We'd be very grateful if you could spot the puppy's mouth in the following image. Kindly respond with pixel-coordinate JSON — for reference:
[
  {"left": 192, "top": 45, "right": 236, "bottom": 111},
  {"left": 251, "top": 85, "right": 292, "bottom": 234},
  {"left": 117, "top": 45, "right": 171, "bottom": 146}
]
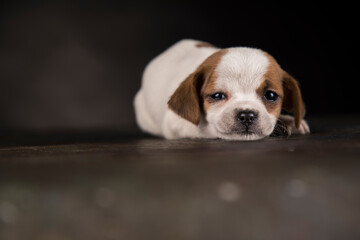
[
  {"left": 216, "top": 125, "right": 265, "bottom": 140},
  {"left": 232, "top": 128, "right": 255, "bottom": 136},
  {"left": 231, "top": 124, "right": 260, "bottom": 135}
]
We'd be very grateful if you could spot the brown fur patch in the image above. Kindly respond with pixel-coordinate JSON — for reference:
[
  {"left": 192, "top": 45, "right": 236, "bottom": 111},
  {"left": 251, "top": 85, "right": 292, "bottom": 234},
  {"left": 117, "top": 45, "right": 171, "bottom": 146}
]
[
  {"left": 195, "top": 41, "right": 216, "bottom": 48},
  {"left": 256, "top": 53, "right": 284, "bottom": 118},
  {"left": 168, "top": 49, "right": 227, "bottom": 125},
  {"left": 261, "top": 51, "right": 305, "bottom": 129},
  {"left": 282, "top": 71, "right": 305, "bottom": 128},
  {"left": 201, "top": 70, "right": 228, "bottom": 113},
  {"left": 200, "top": 50, "right": 228, "bottom": 113}
]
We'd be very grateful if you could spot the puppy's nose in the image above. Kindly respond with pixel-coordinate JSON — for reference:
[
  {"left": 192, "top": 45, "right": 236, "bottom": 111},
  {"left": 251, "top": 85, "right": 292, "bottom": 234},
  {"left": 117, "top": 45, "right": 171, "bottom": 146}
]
[{"left": 236, "top": 110, "right": 257, "bottom": 126}]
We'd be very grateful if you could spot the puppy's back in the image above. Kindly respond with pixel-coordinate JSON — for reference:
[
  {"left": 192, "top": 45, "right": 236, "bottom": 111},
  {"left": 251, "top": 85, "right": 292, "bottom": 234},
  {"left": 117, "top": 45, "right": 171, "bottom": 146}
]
[{"left": 134, "top": 39, "right": 218, "bottom": 136}]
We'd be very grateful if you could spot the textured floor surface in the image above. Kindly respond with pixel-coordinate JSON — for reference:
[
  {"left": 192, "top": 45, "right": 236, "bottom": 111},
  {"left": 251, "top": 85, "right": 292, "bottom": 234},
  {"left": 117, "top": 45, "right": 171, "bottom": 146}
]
[{"left": 0, "top": 116, "right": 360, "bottom": 240}]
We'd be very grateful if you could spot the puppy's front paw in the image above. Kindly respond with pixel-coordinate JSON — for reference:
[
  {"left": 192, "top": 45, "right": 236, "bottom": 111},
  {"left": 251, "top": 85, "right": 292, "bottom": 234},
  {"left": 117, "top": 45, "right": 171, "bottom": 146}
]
[
  {"left": 273, "top": 115, "right": 310, "bottom": 136},
  {"left": 278, "top": 115, "right": 310, "bottom": 136}
]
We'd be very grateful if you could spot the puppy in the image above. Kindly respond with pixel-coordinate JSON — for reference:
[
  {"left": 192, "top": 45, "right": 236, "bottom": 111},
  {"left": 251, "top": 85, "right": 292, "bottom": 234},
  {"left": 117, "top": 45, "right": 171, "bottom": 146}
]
[{"left": 134, "top": 39, "right": 310, "bottom": 140}]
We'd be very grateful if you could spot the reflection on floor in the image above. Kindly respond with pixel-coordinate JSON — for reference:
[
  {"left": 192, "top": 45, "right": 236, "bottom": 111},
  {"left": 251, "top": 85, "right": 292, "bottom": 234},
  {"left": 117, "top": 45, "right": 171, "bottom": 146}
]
[{"left": 0, "top": 116, "right": 360, "bottom": 240}]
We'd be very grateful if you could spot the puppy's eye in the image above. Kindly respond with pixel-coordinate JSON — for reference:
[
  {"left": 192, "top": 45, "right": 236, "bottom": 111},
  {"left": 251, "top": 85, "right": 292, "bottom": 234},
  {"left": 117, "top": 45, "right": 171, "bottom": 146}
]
[
  {"left": 210, "top": 92, "right": 227, "bottom": 100},
  {"left": 264, "top": 90, "right": 278, "bottom": 101}
]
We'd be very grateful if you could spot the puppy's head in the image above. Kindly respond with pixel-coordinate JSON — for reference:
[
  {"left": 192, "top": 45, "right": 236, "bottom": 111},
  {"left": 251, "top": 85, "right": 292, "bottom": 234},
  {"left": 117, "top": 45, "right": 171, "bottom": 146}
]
[{"left": 168, "top": 47, "right": 305, "bottom": 140}]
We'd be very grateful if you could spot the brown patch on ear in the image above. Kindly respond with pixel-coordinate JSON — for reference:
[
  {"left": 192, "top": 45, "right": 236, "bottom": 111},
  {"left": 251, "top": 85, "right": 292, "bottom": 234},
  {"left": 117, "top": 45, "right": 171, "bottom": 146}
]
[
  {"left": 168, "top": 50, "right": 227, "bottom": 125},
  {"left": 167, "top": 72, "right": 203, "bottom": 125},
  {"left": 282, "top": 71, "right": 306, "bottom": 129},
  {"left": 195, "top": 41, "right": 216, "bottom": 48}
]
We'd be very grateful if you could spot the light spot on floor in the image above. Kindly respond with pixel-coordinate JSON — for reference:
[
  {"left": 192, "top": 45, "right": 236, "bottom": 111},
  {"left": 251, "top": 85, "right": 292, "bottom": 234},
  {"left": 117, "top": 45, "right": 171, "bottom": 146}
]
[
  {"left": 94, "top": 187, "right": 116, "bottom": 208},
  {"left": 287, "top": 179, "right": 307, "bottom": 198},
  {"left": 0, "top": 201, "right": 18, "bottom": 224},
  {"left": 217, "top": 182, "right": 242, "bottom": 202}
]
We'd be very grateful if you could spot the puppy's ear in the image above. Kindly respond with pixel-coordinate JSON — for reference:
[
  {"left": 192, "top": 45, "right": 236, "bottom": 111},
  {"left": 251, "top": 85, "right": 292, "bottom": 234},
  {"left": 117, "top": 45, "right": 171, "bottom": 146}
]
[
  {"left": 282, "top": 71, "right": 306, "bottom": 129},
  {"left": 168, "top": 49, "right": 226, "bottom": 125},
  {"left": 168, "top": 71, "right": 204, "bottom": 125}
]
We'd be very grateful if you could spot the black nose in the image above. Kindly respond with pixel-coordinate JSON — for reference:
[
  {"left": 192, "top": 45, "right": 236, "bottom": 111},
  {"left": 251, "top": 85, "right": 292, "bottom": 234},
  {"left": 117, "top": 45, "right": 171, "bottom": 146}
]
[{"left": 236, "top": 110, "right": 257, "bottom": 126}]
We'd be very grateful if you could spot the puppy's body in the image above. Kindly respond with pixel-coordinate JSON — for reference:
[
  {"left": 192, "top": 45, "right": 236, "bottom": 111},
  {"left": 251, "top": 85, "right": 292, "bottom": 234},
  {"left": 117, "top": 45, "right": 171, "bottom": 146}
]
[
  {"left": 135, "top": 40, "right": 218, "bottom": 138},
  {"left": 134, "top": 39, "right": 309, "bottom": 140}
]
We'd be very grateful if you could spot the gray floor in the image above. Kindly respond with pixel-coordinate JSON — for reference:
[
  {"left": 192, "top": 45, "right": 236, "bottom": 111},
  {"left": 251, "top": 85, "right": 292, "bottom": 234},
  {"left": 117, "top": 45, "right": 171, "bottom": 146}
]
[{"left": 0, "top": 116, "right": 360, "bottom": 240}]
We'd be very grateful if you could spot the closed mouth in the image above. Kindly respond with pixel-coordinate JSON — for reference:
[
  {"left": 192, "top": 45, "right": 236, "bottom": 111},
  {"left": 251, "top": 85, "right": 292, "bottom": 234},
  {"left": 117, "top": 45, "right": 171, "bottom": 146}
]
[
  {"left": 231, "top": 126, "right": 256, "bottom": 135},
  {"left": 215, "top": 124, "right": 265, "bottom": 140},
  {"left": 217, "top": 126, "right": 258, "bottom": 136},
  {"left": 221, "top": 130, "right": 265, "bottom": 141},
  {"left": 235, "top": 130, "right": 255, "bottom": 135}
]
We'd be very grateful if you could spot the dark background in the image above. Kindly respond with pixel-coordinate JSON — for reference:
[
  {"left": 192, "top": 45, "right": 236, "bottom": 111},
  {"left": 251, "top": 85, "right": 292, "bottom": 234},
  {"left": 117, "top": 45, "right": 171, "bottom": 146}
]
[
  {"left": 0, "top": 1, "right": 357, "bottom": 132},
  {"left": 1, "top": 3, "right": 360, "bottom": 239}
]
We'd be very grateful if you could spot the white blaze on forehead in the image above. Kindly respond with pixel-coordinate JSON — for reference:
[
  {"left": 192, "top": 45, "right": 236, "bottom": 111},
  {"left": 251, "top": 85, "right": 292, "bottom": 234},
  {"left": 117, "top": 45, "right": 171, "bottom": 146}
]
[{"left": 215, "top": 47, "right": 269, "bottom": 94}]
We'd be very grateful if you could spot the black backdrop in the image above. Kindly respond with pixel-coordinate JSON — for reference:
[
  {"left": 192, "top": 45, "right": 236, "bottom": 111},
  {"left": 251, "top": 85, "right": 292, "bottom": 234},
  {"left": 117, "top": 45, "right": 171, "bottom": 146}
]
[{"left": 0, "top": 1, "right": 357, "bottom": 131}]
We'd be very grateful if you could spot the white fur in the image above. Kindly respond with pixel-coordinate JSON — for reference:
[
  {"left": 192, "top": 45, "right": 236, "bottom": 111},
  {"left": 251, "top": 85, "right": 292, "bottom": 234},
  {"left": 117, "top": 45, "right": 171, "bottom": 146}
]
[
  {"left": 134, "top": 39, "right": 218, "bottom": 138},
  {"left": 134, "top": 39, "right": 309, "bottom": 140},
  {"left": 216, "top": 48, "right": 269, "bottom": 93}
]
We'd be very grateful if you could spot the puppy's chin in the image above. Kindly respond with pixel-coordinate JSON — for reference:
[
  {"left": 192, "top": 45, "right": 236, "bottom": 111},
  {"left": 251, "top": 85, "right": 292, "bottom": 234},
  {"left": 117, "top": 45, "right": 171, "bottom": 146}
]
[
  {"left": 217, "top": 131, "right": 266, "bottom": 141},
  {"left": 213, "top": 124, "right": 275, "bottom": 141}
]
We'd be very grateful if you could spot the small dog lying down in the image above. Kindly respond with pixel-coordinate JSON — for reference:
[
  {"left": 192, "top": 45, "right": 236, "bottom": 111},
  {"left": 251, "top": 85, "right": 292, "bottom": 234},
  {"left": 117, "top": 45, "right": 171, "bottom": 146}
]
[{"left": 134, "top": 39, "right": 310, "bottom": 140}]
